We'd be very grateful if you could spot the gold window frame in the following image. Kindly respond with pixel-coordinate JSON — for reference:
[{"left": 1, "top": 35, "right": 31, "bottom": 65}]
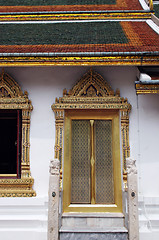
[
  {"left": 0, "top": 69, "right": 36, "bottom": 197},
  {"left": 52, "top": 68, "right": 131, "bottom": 212}
]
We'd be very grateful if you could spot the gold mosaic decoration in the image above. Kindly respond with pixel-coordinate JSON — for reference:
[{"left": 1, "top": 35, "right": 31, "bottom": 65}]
[
  {"left": 0, "top": 69, "right": 36, "bottom": 197},
  {"left": 52, "top": 68, "right": 131, "bottom": 192}
]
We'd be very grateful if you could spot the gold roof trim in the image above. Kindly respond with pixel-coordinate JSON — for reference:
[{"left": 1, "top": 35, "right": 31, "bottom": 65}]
[
  {"left": 136, "top": 82, "right": 159, "bottom": 94},
  {"left": 0, "top": 12, "right": 151, "bottom": 21},
  {"left": 0, "top": 55, "right": 158, "bottom": 66}
]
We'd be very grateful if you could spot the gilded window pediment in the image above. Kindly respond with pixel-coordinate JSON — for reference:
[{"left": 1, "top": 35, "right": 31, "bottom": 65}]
[
  {"left": 0, "top": 69, "right": 23, "bottom": 98},
  {"left": 65, "top": 69, "right": 114, "bottom": 97},
  {"left": 0, "top": 69, "right": 32, "bottom": 110}
]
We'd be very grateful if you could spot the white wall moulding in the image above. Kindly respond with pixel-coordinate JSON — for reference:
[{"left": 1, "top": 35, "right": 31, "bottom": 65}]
[{"left": 0, "top": 197, "right": 47, "bottom": 240}]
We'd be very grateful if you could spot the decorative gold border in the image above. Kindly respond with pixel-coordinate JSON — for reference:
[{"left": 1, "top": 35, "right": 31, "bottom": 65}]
[
  {"left": 0, "top": 12, "right": 151, "bottom": 21},
  {"left": 136, "top": 83, "right": 159, "bottom": 94},
  {"left": 52, "top": 69, "right": 131, "bottom": 211},
  {"left": 54, "top": 109, "right": 64, "bottom": 189},
  {"left": 0, "top": 69, "right": 36, "bottom": 197},
  {"left": 0, "top": 55, "right": 158, "bottom": 66}
]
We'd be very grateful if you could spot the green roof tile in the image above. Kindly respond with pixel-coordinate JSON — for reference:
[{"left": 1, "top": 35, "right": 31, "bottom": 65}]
[
  {"left": 154, "top": 4, "right": 159, "bottom": 18},
  {"left": 0, "top": 0, "right": 116, "bottom": 6},
  {"left": 0, "top": 22, "right": 128, "bottom": 45},
  {"left": 0, "top": 22, "right": 158, "bottom": 55}
]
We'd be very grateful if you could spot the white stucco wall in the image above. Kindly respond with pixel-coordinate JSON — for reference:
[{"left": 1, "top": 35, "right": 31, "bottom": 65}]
[
  {"left": 137, "top": 94, "right": 159, "bottom": 197},
  {"left": 0, "top": 66, "right": 158, "bottom": 240}
]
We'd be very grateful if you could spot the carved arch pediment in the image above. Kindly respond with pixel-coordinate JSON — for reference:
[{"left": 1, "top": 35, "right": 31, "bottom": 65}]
[
  {"left": 0, "top": 69, "right": 32, "bottom": 110},
  {"left": 66, "top": 69, "right": 114, "bottom": 97},
  {"left": 53, "top": 68, "right": 131, "bottom": 111},
  {"left": 0, "top": 69, "right": 23, "bottom": 98}
]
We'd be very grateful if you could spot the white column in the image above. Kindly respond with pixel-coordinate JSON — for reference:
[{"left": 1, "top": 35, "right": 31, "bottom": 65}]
[
  {"left": 48, "top": 159, "right": 60, "bottom": 240},
  {"left": 126, "top": 157, "right": 139, "bottom": 240}
]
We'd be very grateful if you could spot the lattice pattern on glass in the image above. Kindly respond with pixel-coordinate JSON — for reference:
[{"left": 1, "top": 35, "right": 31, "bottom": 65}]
[
  {"left": 95, "top": 120, "right": 114, "bottom": 204},
  {"left": 71, "top": 120, "right": 90, "bottom": 203}
]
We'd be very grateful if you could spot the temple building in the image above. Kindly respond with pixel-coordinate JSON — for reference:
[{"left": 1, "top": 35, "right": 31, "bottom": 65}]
[{"left": 0, "top": 0, "right": 159, "bottom": 240}]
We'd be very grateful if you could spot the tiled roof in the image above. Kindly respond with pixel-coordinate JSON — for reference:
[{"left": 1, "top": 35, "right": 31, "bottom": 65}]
[
  {"left": 0, "top": 21, "right": 158, "bottom": 55},
  {"left": 0, "top": 0, "right": 144, "bottom": 12},
  {"left": 0, "top": 0, "right": 116, "bottom": 5}
]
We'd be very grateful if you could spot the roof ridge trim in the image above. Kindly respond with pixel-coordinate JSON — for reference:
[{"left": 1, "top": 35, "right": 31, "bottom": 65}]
[
  {"left": 0, "top": 51, "right": 159, "bottom": 57},
  {"left": 139, "top": 0, "right": 149, "bottom": 10},
  {"left": 147, "top": 19, "right": 159, "bottom": 33},
  {"left": 0, "top": 19, "right": 147, "bottom": 24}
]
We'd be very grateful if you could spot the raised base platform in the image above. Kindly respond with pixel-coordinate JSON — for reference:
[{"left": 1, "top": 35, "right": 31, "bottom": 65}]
[{"left": 60, "top": 213, "right": 128, "bottom": 240}]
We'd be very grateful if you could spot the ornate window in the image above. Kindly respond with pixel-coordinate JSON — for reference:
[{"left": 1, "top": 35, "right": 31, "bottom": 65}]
[
  {"left": 0, "top": 109, "right": 22, "bottom": 178},
  {"left": 0, "top": 69, "right": 36, "bottom": 197},
  {"left": 52, "top": 69, "right": 131, "bottom": 212}
]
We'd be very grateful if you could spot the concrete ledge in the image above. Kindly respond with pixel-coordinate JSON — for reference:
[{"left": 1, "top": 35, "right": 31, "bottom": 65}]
[
  {"left": 62, "top": 212, "right": 124, "bottom": 218},
  {"left": 60, "top": 227, "right": 128, "bottom": 233}
]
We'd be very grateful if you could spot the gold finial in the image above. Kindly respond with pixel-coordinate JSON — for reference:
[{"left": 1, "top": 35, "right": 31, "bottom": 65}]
[
  {"left": 115, "top": 88, "right": 120, "bottom": 97},
  {"left": 149, "top": 0, "right": 153, "bottom": 11},
  {"left": 90, "top": 67, "right": 93, "bottom": 75},
  {"left": 90, "top": 67, "right": 93, "bottom": 81},
  {"left": 63, "top": 88, "right": 67, "bottom": 96}
]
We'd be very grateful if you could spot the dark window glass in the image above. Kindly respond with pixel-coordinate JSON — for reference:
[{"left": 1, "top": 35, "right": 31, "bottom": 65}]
[{"left": 0, "top": 110, "right": 22, "bottom": 178}]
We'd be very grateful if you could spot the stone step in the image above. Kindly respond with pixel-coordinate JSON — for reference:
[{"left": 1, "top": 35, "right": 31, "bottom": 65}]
[
  {"left": 61, "top": 213, "right": 126, "bottom": 229},
  {"left": 60, "top": 230, "right": 128, "bottom": 240},
  {"left": 60, "top": 213, "right": 128, "bottom": 239}
]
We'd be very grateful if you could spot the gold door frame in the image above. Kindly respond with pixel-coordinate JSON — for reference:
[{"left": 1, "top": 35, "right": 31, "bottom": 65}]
[
  {"left": 0, "top": 69, "right": 35, "bottom": 197},
  {"left": 63, "top": 109, "right": 122, "bottom": 212},
  {"left": 52, "top": 68, "right": 131, "bottom": 211}
]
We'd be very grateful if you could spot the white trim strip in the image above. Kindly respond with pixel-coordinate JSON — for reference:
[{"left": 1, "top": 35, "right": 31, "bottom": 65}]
[
  {"left": 0, "top": 19, "right": 146, "bottom": 24},
  {"left": 147, "top": 19, "right": 159, "bottom": 34},
  {"left": 138, "top": 0, "right": 149, "bottom": 10}
]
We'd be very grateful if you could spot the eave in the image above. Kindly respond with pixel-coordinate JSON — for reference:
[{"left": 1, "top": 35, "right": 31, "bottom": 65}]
[
  {"left": 0, "top": 55, "right": 158, "bottom": 66},
  {"left": 135, "top": 80, "right": 159, "bottom": 94}
]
